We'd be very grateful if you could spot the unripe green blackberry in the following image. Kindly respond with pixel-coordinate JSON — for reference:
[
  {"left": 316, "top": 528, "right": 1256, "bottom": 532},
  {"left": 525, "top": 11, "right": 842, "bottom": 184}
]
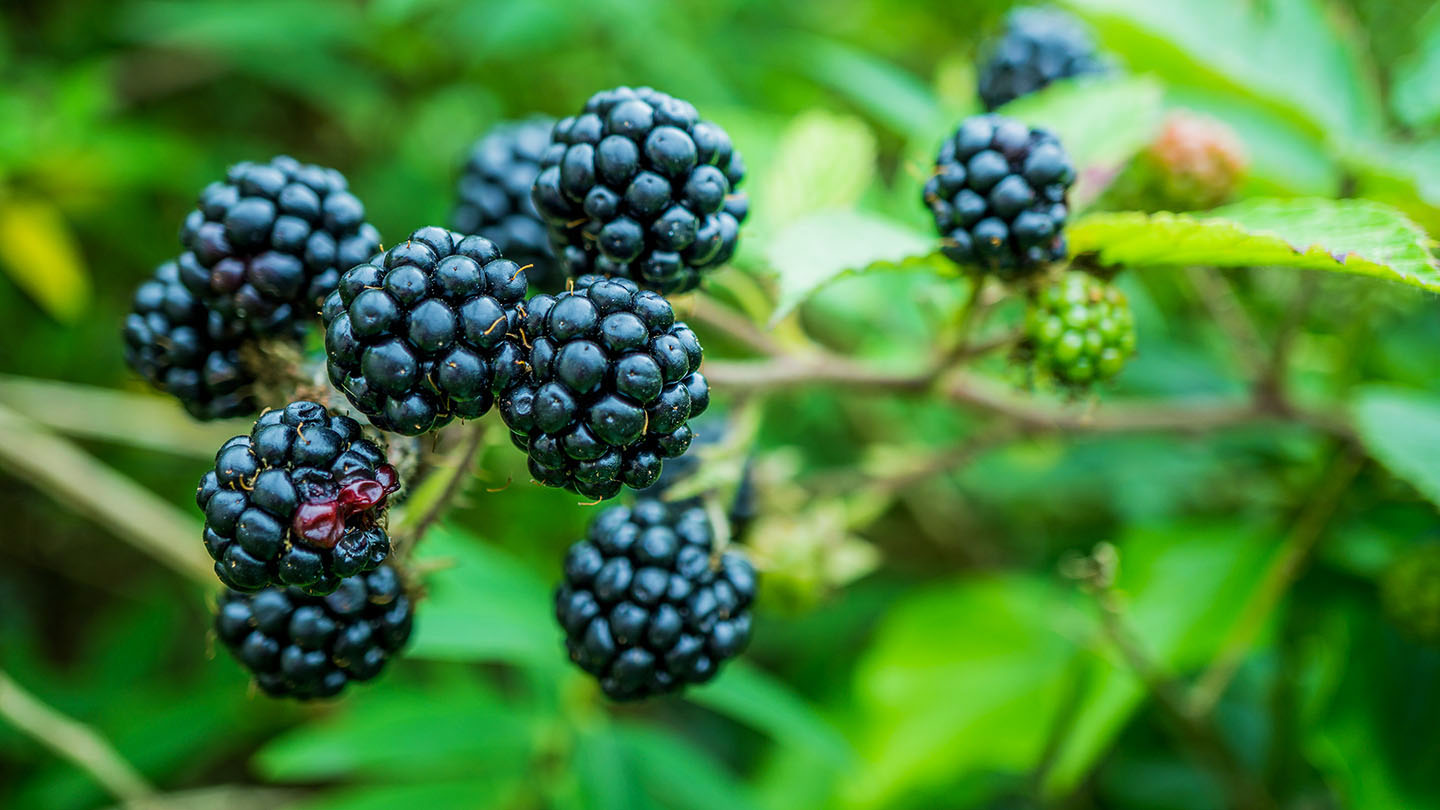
[
  {"left": 1023, "top": 272, "right": 1135, "bottom": 388},
  {"left": 1382, "top": 544, "right": 1440, "bottom": 644}
]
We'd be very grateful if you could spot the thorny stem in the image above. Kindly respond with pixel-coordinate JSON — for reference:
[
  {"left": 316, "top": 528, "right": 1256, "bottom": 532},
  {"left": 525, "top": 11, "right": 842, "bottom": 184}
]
[
  {"left": 1090, "top": 593, "right": 1276, "bottom": 810},
  {"left": 400, "top": 420, "right": 488, "bottom": 559},
  {"left": 1188, "top": 446, "right": 1365, "bottom": 715},
  {"left": 0, "top": 669, "right": 155, "bottom": 802}
]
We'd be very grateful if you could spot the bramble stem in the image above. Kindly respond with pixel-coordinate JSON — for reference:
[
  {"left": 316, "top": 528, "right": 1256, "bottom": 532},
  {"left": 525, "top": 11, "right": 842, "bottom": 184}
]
[
  {"left": 1188, "top": 446, "right": 1364, "bottom": 715},
  {"left": 0, "top": 670, "right": 155, "bottom": 802}
]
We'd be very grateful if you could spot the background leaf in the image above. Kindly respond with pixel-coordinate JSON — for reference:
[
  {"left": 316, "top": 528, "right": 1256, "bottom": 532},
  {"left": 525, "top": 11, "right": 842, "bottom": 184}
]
[
  {"left": 766, "top": 212, "right": 950, "bottom": 322},
  {"left": 0, "top": 198, "right": 90, "bottom": 323},
  {"left": 1354, "top": 387, "right": 1440, "bottom": 509}
]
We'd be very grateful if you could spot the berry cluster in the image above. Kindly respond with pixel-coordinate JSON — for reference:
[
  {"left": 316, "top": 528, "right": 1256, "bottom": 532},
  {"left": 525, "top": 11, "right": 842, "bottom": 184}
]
[
  {"left": 452, "top": 119, "right": 563, "bottom": 292},
  {"left": 1022, "top": 272, "right": 1136, "bottom": 388},
  {"left": 532, "top": 86, "right": 747, "bottom": 294},
  {"left": 977, "top": 7, "right": 1107, "bottom": 111},
  {"left": 322, "top": 226, "right": 529, "bottom": 436},
  {"left": 924, "top": 114, "right": 1074, "bottom": 277},
  {"left": 123, "top": 259, "right": 256, "bottom": 419},
  {"left": 500, "top": 275, "right": 709, "bottom": 500},
  {"left": 197, "top": 401, "right": 399, "bottom": 595},
  {"left": 556, "top": 498, "right": 755, "bottom": 700},
  {"left": 179, "top": 155, "right": 381, "bottom": 337},
  {"left": 215, "top": 564, "right": 414, "bottom": 699}
]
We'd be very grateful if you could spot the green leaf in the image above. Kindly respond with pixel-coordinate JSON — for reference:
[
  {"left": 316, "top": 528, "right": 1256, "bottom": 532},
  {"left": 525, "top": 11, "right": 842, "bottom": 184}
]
[
  {"left": 686, "top": 660, "right": 852, "bottom": 768},
  {"left": 613, "top": 723, "right": 763, "bottom": 810},
  {"left": 1002, "top": 75, "right": 1165, "bottom": 206},
  {"left": 1354, "top": 387, "right": 1440, "bottom": 509},
  {"left": 406, "top": 525, "right": 560, "bottom": 668},
  {"left": 1070, "top": 199, "right": 1440, "bottom": 291},
  {"left": 1041, "top": 523, "right": 1277, "bottom": 795},
  {"left": 253, "top": 685, "right": 533, "bottom": 783},
  {"left": 845, "top": 575, "right": 1084, "bottom": 807},
  {"left": 1388, "top": 6, "right": 1440, "bottom": 129},
  {"left": 0, "top": 198, "right": 90, "bottom": 323},
  {"left": 766, "top": 211, "right": 951, "bottom": 323},
  {"left": 1066, "top": 0, "right": 1383, "bottom": 141},
  {"left": 788, "top": 36, "right": 941, "bottom": 136},
  {"left": 755, "top": 110, "right": 876, "bottom": 233}
]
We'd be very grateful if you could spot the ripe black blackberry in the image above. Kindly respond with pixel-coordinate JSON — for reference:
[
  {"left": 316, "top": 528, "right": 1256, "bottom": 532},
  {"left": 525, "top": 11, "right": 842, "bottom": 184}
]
[
  {"left": 214, "top": 564, "right": 414, "bottom": 699},
  {"left": 555, "top": 498, "right": 756, "bottom": 700},
  {"left": 123, "top": 258, "right": 257, "bottom": 419},
  {"left": 178, "top": 156, "right": 381, "bottom": 336},
  {"left": 499, "top": 275, "right": 709, "bottom": 500},
  {"left": 196, "top": 401, "right": 400, "bottom": 595},
  {"left": 322, "top": 226, "right": 529, "bottom": 436},
  {"left": 452, "top": 118, "right": 564, "bottom": 293},
  {"left": 924, "top": 114, "right": 1074, "bottom": 277},
  {"left": 977, "top": 7, "right": 1107, "bottom": 110},
  {"left": 531, "top": 86, "right": 748, "bottom": 294}
]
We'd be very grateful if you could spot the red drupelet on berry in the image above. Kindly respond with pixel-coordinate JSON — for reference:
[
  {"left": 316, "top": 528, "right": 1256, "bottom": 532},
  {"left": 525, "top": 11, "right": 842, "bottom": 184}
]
[{"left": 196, "top": 401, "right": 400, "bottom": 595}]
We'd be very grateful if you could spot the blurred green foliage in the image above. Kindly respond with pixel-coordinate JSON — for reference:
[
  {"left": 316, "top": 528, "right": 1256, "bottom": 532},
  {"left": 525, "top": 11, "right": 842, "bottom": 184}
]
[{"left": 5, "top": 0, "right": 1440, "bottom": 809}]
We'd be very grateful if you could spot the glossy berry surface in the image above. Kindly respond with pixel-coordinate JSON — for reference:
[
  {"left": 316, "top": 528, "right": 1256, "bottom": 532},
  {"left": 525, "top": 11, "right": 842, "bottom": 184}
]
[
  {"left": 178, "top": 155, "right": 381, "bottom": 336},
  {"left": 452, "top": 118, "right": 563, "bottom": 292},
  {"left": 924, "top": 114, "right": 1074, "bottom": 277},
  {"left": 214, "top": 564, "right": 413, "bottom": 700},
  {"left": 531, "top": 86, "right": 747, "bottom": 294},
  {"left": 977, "top": 7, "right": 1107, "bottom": 110},
  {"left": 1023, "top": 272, "right": 1136, "bottom": 388},
  {"left": 556, "top": 498, "right": 756, "bottom": 700},
  {"left": 123, "top": 258, "right": 256, "bottom": 419},
  {"left": 196, "top": 401, "right": 400, "bottom": 594},
  {"left": 499, "top": 275, "right": 709, "bottom": 500},
  {"left": 322, "top": 226, "right": 529, "bottom": 436}
]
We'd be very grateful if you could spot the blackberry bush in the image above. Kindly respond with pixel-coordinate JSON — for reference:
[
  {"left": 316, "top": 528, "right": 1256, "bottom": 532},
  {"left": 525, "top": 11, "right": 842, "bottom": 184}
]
[
  {"left": 1022, "top": 271, "right": 1136, "bottom": 388},
  {"left": 555, "top": 498, "right": 756, "bottom": 700},
  {"left": 977, "top": 7, "right": 1107, "bottom": 110},
  {"left": 123, "top": 258, "right": 256, "bottom": 419},
  {"left": 196, "top": 401, "right": 400, "bottom": 595},
  {"left": 500, "top": 275, "right": 709, "bottom": 500},
  {"left": 179, "top": 156, "right": 381, "bottom": 336},
  {"left": 214, "top": 564, "right": 414, "bottom": 699},
  {"left": 322, "top": 226, "right": 529, "bottom": 436},
  {"left": 531, "top": 86, "right": 748, "bottom": 294},
  {"left": 452, "top": 118, "right": 564, "bottom": 292},
  {"left": 924, "top": 114, "right": 1074, "bottom": 277}
]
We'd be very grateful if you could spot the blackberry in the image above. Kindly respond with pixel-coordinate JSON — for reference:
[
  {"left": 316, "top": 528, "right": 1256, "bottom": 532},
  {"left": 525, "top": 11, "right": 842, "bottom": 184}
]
[
  {"left": 1116, "top": 111, "right": 1248, "bottom": 211},
  {"left": 555, "top": 498, "right": 756, "bottom": 700},
  {"left": 322, "top": 226, "right": 529, "bottom": 436},
  {"left": 196, "top": 401, "right": 400, "bottom": 594},
  {"left": 1022, "top": 272, "right": 1135, "bottom": 388},
  {"left": 214, "top": 564, "right": 414, "bottom": 699},
  {"left": 924, "top": 114, "right": 1074, "bottom": 277},
  {"left": 452, "top": 118, "right": 564, "bottom": 292},
  {"left": 977, "top": 7, "right": 1107, "bottom": 110},
  {"left": 499, "top": 275, "right": 709, "bottom": 500},
  {"left": 531, "top": 86, "right": 748, "bottom": 294},
  {"left": 178, "top": 156, "right": 381, "bottom": 336},
  {"left": 123, "top": 259, "right": 257, "bottom": 419}
]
